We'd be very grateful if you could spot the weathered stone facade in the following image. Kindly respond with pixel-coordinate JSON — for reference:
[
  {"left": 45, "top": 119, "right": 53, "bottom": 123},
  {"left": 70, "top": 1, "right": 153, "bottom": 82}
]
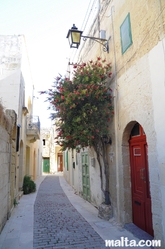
[
  {"left": 64, "top": 0, "right": 165, "bottom": 247},
  {"left": 0, "top": 106, "right": 17, "bottom": 232},
  {"left": 41, "top": 126, "right": 62, "bottom": 174},
  {"left": 0, "top": 126, "right": 10, "bottom": 232},
  {"left": 0, "top": 35, "right": 42, "bottom": 233}
]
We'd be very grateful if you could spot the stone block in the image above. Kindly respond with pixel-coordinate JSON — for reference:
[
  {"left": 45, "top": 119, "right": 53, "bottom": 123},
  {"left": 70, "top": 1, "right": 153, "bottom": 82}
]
[{"left": 98, "top": 203, "right": 113, "bottom": 221}]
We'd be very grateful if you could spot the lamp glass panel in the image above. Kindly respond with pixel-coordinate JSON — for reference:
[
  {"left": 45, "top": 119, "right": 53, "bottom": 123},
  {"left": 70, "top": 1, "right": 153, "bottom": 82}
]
[
  {"left": 68, "top": 32, "right": 72, "bottom": 46},
  {"left": 72, "top": 31, "right": 81, "bottom": 44}
]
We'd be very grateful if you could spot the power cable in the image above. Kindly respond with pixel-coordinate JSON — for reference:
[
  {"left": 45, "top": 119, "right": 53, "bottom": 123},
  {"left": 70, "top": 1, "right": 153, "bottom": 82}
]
[
  {"left": 70, "top": 0, "right": 97, "bottom": 63},
  {"left": 81, "top": 0, "right": 94, "bottom": 30}
]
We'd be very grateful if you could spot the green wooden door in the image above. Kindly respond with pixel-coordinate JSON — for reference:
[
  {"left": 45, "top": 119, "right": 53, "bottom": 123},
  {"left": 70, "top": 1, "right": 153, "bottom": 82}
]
[
  {"left": 82, "top": 152, "right": 90, "bottom": 201},
  {"left": 43, "top": 158, "right": 50, "bottom": 173}
]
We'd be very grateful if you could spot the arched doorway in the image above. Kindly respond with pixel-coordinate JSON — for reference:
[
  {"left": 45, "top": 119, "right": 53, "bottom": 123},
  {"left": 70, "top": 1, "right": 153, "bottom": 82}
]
[{"left": 129, "top": 122, "right": 153, "bottom": 236}]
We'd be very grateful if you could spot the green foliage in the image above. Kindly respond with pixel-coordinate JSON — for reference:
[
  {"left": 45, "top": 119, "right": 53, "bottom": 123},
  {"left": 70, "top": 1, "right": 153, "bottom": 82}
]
[
  {"left": 40, "top": 58, "right": 114, "bottom": 152},
  {"left": 23, "top": 175, "right": 36, "bottom": 195},
  {"left": 13, "top": 198, "right": 19, "bottom": 207}
]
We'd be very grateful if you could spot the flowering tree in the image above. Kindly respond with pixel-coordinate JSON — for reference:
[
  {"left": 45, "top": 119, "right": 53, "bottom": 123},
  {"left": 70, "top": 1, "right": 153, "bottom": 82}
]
[{"left": 41, "top": 58, "right": 114, "bottom": 204}]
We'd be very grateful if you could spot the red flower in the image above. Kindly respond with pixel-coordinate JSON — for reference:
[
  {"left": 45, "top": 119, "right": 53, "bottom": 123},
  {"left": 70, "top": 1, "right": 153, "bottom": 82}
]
[
  {"left": 61, "top": 95, "right": 65, "bottom": 100},
  {"left": 97, "top": 57, "right": 101, "bottom": 60},
  {"left": 66, "top": 135, "right": 72, "bottom": 139}
]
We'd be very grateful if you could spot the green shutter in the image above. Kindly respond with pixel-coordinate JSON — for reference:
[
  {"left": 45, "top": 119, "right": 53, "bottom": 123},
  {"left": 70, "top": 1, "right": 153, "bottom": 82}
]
[
  {"left": 120, "top": 13, "right": 133, "bottom": 54},
  {"left": 82, "top": 152, "right": 90, "bottom": 201}
]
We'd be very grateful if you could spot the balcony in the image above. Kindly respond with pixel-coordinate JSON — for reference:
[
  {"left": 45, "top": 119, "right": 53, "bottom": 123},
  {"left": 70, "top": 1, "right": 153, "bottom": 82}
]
[{"left": 26, "top": 115, "right": 40, "bottom": 142}]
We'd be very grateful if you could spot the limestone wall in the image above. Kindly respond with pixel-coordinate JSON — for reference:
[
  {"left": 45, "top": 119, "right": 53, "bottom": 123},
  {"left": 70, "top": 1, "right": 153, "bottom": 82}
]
[
  {"left": 0, "top": 125, "right": 10, "bottom": 232},
  {"left": 75, "top": 0, "right": 165, "bottom": 246},
  {"left": 116, "top": 44, "right": 165, "bottom": 245},
  {"left": 0, "top": 105, "right": 16, "bottom": 233}
]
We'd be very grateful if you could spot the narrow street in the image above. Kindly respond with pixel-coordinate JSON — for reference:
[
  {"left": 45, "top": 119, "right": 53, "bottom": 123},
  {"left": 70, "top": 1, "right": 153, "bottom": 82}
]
[
  {"left": 0, "top": 174, "right": 153, "bottom": 249},
  {"left": 33, "top": 175, "right": 105, "bottom": 249}
]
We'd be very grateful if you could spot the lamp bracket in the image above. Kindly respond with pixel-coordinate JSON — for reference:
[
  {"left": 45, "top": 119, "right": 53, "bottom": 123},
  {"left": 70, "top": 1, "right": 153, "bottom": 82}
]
[
  {"left": 82, "top": 35, "right": 111, "bottom": 53},
  {"left": 102, "top": 134, "right": 112, "bottom": 145}
]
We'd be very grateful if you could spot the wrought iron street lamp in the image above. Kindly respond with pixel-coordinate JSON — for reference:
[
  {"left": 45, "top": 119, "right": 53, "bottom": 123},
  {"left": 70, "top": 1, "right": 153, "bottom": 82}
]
[
  {"left": 102, "top": 135, "right": 112, "bottom": 145},
  {"left": 66, "top": 24, "right": 110, "bottom": 53},
  {"left": 66, "top": 24, "right": 83, "bottom": 49}
]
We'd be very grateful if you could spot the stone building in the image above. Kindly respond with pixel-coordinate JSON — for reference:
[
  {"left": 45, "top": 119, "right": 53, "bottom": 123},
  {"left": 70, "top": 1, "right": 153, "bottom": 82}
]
[
  {"left": 0, "top": 106, "right": 17, "bottom": 232},
  {"left": 0, "top": 35, "right": 41, "bottom": 232},
  {"left": 63, "top": 0, "right": 165, "bottom": 247},
  {"left": 41, "top": 124, "right": 62, "bottom": 174}
]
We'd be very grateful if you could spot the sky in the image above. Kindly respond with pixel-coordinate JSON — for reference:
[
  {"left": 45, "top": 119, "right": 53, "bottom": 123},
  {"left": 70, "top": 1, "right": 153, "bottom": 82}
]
[{"left": 0, "top": 0, "right": 94, "bottom": 127}]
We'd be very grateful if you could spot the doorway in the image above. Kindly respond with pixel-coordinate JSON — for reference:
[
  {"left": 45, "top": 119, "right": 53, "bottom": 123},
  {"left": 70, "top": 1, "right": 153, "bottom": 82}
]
[
  {"left": 129, "top": 123, "right": 153, "bottom": 236},
  {"left": 82, "top": 152, "right": 90, "bottom": 202},
  {"left": 43, "top": 158, "right": 50, "bottom": 173},
  {"left": 57, "top": 153, "right": 63, "bottom": 172}
]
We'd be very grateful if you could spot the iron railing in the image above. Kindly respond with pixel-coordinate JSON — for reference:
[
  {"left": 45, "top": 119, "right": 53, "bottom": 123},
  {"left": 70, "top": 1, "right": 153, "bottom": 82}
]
[{"left": 26, "top": 115, "right": 40, "bottom": 134}]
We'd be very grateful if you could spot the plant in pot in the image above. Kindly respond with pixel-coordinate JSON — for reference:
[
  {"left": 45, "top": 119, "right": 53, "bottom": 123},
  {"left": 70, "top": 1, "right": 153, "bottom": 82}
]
[{"left": 23, "top": 175, "right": 36, "bottom": 194}]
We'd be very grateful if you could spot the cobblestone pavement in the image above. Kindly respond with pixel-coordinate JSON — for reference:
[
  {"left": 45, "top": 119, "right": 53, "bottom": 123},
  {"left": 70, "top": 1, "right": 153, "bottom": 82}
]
[{"left": 33, "top": 175, "right": 106, "bottom": 249}]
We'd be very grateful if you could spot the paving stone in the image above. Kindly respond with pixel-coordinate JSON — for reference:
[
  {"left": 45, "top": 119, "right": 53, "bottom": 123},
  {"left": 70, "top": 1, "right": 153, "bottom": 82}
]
[{"left": 33, "top": 175, "right": 106, "bottom": 249}]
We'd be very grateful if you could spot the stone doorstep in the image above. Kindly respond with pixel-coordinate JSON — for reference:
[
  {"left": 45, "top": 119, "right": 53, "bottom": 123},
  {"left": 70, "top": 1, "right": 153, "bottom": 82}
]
[
  {"left": 17, "top": 191, "right": 24, "bottom": 200},
  {"left": 98, "top": 203, "right": 113, "bottom": 221}
]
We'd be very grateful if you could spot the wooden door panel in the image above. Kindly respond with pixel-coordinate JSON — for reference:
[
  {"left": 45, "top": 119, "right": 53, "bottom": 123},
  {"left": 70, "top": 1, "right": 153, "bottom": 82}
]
[
  {"left": 130, "top": 123, "right": 153, "bottom": 236},
  {"left": 132, "top": 197, "right": 145, "bottom": 231},
  {"left": 58, "top": 154, "right": 63, "bottom": 172},
  {"left": 43, "top": 158, "right": 50, "bottom": 173},
  {"left": 82, "top": 153, "right": 90, "bottom": 201},
  {"left": 131, "top": 145, "right": 144, "bottom": 196}
]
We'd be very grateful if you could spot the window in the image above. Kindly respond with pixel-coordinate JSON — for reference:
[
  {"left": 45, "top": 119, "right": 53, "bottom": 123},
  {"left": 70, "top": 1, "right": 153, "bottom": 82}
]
[
  {"left": 120, "top": 13, "right": 133, "bottom": 54},
  {"left": 131, "top": 123, "right": 140, "bottom": 137},
  {"left": 16, "top": 125, "right": 21, "bottom": 152},
  {"left": 43, "top": 139, "right": 46, "bottom": 146}
]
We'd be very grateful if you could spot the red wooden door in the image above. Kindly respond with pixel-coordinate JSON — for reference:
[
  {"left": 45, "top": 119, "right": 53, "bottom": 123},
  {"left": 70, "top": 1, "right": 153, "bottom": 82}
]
[
  {"left": 129, "top": 123, "right": 153, "bottom": 236},
  {"left": 58, "top": 154, "right": 63, "bottom": 172}
]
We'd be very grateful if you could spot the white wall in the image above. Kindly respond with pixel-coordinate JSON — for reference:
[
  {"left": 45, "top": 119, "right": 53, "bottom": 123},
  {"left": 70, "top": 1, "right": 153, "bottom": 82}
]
[
  {"left": 0, "top": 69, "right": 21, "bottom": 115},
  {"left": 149, "top": 38, "right": 165, "bottom": 239},
  {"left": 115, "top": 41, "right": 165, "bottom": 244}
]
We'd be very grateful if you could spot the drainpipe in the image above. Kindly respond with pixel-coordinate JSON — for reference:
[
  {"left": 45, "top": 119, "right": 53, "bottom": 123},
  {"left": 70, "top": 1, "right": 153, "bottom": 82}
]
[{"left": 111, "top": 6, "right": 120, "bottom": 224}]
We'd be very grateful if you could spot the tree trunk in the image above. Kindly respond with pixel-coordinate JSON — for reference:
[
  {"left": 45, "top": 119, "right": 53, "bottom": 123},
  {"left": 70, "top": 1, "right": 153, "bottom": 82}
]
[{"left": 93, "top": 137, "right": 111, "bottom": 205}]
